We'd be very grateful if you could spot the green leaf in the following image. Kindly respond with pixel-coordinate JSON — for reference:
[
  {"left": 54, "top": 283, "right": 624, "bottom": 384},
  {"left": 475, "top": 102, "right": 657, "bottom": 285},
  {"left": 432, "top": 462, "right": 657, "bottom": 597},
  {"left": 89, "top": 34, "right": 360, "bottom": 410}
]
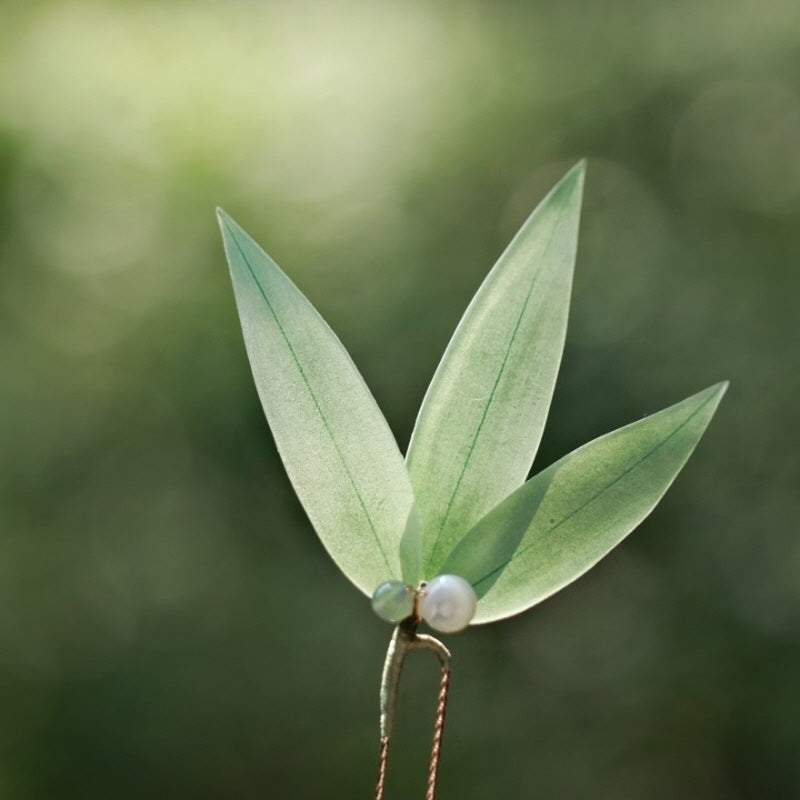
[
  {"left": 440, "top": 382, "right": 728, "bottom": 623},
  {"left": 406, "top": 162, "right": 585, "bottom": 577},
  {"left": 218, "top": 210, "right": 422, "bottom": 594}
]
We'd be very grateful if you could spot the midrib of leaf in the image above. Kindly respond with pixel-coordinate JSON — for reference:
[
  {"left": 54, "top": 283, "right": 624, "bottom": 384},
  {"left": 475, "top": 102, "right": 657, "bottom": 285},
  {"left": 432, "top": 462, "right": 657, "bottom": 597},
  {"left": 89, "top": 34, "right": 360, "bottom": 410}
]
[
  {"left": 225, "top": 221, "right": 392, "bottom": 574},
  {"left": 471, "top": 389, "right": 718, "bottom": 589},
  {"left": 427, "top": 212, "right": 562, "bottom": 567}
]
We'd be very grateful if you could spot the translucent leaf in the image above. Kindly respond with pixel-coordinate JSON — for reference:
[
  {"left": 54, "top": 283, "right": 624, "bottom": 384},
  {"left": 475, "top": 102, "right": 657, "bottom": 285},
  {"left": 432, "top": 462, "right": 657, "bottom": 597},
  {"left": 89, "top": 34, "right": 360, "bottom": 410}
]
[
  {"left": 439, "top": 382, "right": 728, "bottom": 623},
  {"left": 406, "top": 163, "right": 585, "bottom": 577},
  {"left": 218, "top": 210, "right": 422, "bottom": 594}
]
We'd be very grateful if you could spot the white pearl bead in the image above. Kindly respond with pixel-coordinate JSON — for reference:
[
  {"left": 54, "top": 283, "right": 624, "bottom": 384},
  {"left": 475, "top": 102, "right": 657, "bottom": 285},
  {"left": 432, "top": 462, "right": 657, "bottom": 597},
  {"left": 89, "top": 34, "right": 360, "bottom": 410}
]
[
  {"left": 371, "top": 580, "right": 415, "bottom": 623},
  {"left": 419, "top": 574, "right": 477, "bottom": 633}
]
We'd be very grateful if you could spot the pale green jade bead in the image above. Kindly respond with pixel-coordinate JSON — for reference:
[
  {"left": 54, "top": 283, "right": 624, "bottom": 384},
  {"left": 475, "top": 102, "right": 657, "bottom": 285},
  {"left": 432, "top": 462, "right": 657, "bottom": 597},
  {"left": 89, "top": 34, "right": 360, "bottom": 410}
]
[
  {"left": 419, "top": 574, "right": 477, "bottom": 633},
  {"left": 371, "top": 580, "right": 415, "bottom": 623}
]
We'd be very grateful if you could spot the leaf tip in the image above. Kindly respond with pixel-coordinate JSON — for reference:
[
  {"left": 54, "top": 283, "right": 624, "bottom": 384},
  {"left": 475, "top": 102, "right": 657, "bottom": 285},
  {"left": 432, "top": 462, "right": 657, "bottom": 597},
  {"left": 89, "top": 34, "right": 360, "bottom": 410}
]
[
  {"left": 685, "top": 381, "right": 729, "bottom": 431},
  {"left": 547, "top": 159, "right": 586, "bottom": 211},
  {"left": 563, "top": 158, "right": 587, "bottom": 188},
  {"left": 705, "top": 380, "right": 730, "bottom": 406},
  {"left": 216, "top": 207, "right": 237, "bottom": 238}
]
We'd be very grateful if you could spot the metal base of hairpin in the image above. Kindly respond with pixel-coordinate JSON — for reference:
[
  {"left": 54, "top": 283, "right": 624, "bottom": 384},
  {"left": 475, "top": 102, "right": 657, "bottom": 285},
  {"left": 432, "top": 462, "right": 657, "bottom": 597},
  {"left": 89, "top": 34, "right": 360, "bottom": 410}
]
[{"left": 375, "top": 616, "right": 452, "bottom": 800}]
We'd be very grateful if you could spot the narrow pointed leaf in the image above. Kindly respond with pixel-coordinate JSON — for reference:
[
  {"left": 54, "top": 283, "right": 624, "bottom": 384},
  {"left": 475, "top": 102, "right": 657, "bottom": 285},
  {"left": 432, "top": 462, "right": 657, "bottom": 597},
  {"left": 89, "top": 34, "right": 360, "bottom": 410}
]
[
  {"left": 218, "top": 210, "right": 422, "bottom": 593},
  {"left": 440, "top": 382, "right": 728, "bottom": 624},
  {"left": 407, "top": 163, "right": 585, "bottom": 577}
]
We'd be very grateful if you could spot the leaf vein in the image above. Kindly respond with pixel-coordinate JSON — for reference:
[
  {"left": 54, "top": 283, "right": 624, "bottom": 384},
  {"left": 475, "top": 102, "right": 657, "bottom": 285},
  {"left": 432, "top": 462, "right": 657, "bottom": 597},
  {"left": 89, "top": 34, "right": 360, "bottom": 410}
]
[
  {"left": 225, "top": 222, "right": 393, "bottom": 576},
  {"left": 472, "top": 390, "right": 717, "bottom": 590},
  {"left": 428, "top": 212, "right": 563, "bottom": 567}
]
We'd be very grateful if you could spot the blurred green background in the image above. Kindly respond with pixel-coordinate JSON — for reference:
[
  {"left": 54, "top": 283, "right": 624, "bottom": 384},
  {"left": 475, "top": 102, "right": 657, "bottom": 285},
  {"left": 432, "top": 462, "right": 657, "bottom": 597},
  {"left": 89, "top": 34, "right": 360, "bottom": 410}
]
[{"left": 1, "top": 0, "right": 799, "bottom": 797}]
